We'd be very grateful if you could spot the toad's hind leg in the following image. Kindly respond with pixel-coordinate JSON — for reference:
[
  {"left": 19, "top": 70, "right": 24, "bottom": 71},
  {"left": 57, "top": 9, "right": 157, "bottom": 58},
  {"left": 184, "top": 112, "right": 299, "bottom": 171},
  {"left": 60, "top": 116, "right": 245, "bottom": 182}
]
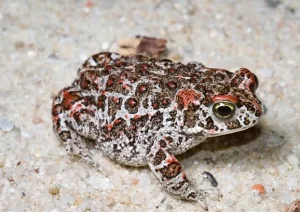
[
  {"left": 52, "top": 87, "right": 105, "bottom": 175},
  {"left": 146, "top": 135, "right": 221, "bottom": 210}
]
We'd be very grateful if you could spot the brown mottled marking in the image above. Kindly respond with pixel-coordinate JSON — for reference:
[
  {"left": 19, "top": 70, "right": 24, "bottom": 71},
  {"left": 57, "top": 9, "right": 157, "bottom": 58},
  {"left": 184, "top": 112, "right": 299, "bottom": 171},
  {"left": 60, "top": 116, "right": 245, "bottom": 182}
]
[
  {"left": 97, "top": 94, "right": 106, "bottom": 111},
  {"left": 226, "top": 119, "right": 241, "bottom": 129},
  {"left": 79, "top": 70, "right": 102, "bottom": 90},
  {"left": 158, "top": 139, "right": 167, "bottom": 148},
  {"left": 108, "top": 97, "right": 122, "bottom": 119},
  {"left": 165, "top": 136, "right": 174, "bottom": 144},
  {"left": 153, "top": 149, "right": 166, "bottom": 166},
  {"left": 142, "top": 98, "right": 149, "bottom": 109},
  {"left": 215, "top": 73, "right": 225, "bottom": 81},
  {"left": 157, "top": 162, "right": 182, "bottom": 179},
  {"left": 243, "top": 117, "right": 250, "bottom": 125},
  {"left": 59, "top": 131, "right": 71, "bottom": 142},
  {"left": 171, "top": 179, "right": 189, "bottom": 191},
  {"left": 184, "top": 106, "right": 200, "bottom": 128},
  {"left": 62, "top": 91, "right": 83, "bottom": 110},
  {"left": 204, "top": 117, "right": 214, "bottom": 130}
]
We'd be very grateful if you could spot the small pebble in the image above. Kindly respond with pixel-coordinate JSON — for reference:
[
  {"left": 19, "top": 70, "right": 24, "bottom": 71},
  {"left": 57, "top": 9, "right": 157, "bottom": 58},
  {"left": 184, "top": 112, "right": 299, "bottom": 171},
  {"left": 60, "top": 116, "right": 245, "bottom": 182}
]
[
  {"left": 215, "top": 13, "right": 223, "bottom": 20},
  {"left": 85, "top": 0, "right": 93, "bottom": 8},
  {"left": 21, "top": 130, "right": 34, "bottom": 139},
  {"left": 27, "top": 50, "right": 37, "bottom": 57},
  {"left": 79, "top": 53, "right": 88, "bottom": 62},
  {"left": 131, "top": 192, "right": 146, "bottom": 205},
  {"left": 252, "top": 184, "right": 266, "bottom": 194},
  {"left": 287, "top": 59, "right": 296, "bottom": 65},
  {"left": 278, "top": 163, "right": 289, "bottom": 174},
  {"left": 119, "top": 16, "right": 126, "bottom": 22},
  {"left": 138, "top": 172, "right": 151, "bottom": 188},
  {"left": 33, "top": 117, "right": 43, "bottom": 124},
  {"left": 287, "top": 155, "right": 299, "bottom": 169},
  {"left": 104, "top": 196, "right": 115, "bottom": 207},
  {"left": 166, "top": 204, "right": 173, "bottom": 210},
  {"left": 0, "top": 117, "right": 14, "bottom": 132},
  {"left": 101, "top": 42, "right": 109, "bottom": 50},
  {"left": 287, "top": 178, "right": 297, "bottom": 188},
  {"left": 73, "top": 196, "right": 83, "bottom": 207},
  {"left": 131, "top": 177, "right": 139, "bottom": 185},
  {"left": 224, "top": 198, "right": 235, "bottom": 207},
  {"left": 83, "top": 7, "right": 90, "bottom": 13},
  {"left": 15, "top": 41, "right": 25, "bottom": 49},
  {"left": 119, "top": 194, "right": 131, "bottom": 205},
  {"left": 210, "top": 29, "right": 218, "bottom": 38},
  {"left": 225, "top": 184, "right": 234, "bottom": 193},
  {"left": 87, "top": 174, "right": 114, "bottom": 190},
  {"left": 48, "top": 53, "right": 59, "bottom": 60},
  {"left": 48, "top": 186, "right": 60, "bottom": 195},
  {"left": 77, "top": 169, "right": 89, "bottom": 180},
  {"left": 110, "top": 173, "right": 122, "bottom": 187}
]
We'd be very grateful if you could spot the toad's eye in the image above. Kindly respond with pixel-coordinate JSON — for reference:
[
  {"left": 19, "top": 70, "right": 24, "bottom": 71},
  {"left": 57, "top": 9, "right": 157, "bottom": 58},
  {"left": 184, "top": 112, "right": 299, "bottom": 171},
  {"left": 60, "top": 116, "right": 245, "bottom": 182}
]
[{"left": 212, "top": 101, "right": 236, "bottom": 119}]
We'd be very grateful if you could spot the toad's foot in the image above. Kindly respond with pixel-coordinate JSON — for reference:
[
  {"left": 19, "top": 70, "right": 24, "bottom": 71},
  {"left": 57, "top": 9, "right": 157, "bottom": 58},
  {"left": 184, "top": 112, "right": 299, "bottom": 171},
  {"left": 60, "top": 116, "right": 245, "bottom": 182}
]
[
  {"left": 195, "top": 172, "right": 222, "bottom": 210},
  {"left": 147, "top": 137, "right": 221, "bottom": 211}
]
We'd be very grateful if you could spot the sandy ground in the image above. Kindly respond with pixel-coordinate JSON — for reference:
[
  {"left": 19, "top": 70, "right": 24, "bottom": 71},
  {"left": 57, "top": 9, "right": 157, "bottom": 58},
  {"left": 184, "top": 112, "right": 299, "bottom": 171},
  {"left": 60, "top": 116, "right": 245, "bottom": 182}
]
[{"left": 0, "top": 0, "right": 300, "bottom": 211}]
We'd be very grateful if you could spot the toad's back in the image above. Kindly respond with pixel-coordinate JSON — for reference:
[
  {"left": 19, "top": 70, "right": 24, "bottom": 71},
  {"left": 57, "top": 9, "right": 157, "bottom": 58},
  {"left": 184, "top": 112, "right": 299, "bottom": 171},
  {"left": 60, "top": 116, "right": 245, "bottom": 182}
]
[{"left": 74, "top": 52, "right": 238, "bottom": 128}]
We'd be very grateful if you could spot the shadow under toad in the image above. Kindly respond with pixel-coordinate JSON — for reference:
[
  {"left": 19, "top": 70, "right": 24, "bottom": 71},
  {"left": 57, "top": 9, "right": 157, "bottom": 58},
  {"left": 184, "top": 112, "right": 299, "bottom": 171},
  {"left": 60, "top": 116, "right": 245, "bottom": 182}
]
[{"left": 178, "top": 123, "right": 286, "bottom": 164}]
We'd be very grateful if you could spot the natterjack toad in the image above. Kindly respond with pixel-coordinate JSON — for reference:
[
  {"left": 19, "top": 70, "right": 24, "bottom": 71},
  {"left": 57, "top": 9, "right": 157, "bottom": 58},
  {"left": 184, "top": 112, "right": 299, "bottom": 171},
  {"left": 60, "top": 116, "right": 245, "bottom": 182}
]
[{"left": 52, "top": 52, "right": 263, "bottom": 210}]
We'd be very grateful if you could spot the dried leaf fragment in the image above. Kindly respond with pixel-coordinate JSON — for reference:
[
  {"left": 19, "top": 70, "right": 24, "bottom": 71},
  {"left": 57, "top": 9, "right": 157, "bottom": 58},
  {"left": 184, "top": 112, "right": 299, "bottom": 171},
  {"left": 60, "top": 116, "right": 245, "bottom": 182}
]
[
  {"left": 285, "top": 199, "right": 300, "bottom": 212},
  {"left": 119, "top": 35, "right": 167, "bottom": 58}
]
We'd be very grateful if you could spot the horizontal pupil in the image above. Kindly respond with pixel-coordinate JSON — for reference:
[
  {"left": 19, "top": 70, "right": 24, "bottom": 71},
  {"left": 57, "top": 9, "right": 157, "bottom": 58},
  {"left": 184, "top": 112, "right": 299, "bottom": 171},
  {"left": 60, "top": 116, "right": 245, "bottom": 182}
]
[{"left": 217, "top": 106, "right": 232, "bottom": 117}]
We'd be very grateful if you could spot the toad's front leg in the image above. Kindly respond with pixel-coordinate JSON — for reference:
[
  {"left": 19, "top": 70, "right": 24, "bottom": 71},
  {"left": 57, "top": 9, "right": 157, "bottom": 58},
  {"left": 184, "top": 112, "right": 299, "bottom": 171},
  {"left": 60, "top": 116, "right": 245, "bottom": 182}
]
[{"left": 146, "top": 137, "right": 220, "bottom": 210}]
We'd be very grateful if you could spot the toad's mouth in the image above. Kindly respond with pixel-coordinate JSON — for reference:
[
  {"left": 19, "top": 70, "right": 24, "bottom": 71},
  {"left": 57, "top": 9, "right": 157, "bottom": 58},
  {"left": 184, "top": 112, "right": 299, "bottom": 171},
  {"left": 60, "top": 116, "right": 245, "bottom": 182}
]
[
  {"left": 183, "top": 119, "right": 261, "bottom": 137},
  {"left": 183, "top": 125, "right": 248, "bottom": 136},
  {"left": 203, "top": 123, "right": 258, "bottom": 137}
]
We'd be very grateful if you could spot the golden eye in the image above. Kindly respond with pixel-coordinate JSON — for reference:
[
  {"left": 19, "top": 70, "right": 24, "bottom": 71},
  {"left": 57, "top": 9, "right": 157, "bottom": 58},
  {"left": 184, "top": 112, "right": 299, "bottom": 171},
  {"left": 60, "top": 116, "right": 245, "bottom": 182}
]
[{"left": 212, "top": 101, "right": 236, "bottom": 119}]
